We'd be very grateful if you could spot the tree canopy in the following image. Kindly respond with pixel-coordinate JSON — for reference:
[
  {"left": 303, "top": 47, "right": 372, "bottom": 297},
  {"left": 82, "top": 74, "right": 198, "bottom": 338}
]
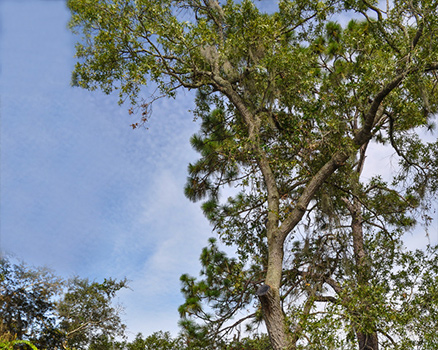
[
  {"left": 0, "top": 257, "right": 128, "bottom": 350},
  {"left": 67, "top": 0, "right": 438, "bottom": 349},
  {"left": 0, "top": 257, "right": 63, "bottom": 349},
  {"left": 57, "top": 276, "right": 128, "bottom": 349},
  {"left": 0, "top": 256, "right": 273, "bottom": 350}
]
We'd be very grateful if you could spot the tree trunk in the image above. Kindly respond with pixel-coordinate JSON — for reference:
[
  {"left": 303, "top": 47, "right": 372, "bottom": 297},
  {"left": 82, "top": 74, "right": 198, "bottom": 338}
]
[
  {"left": 259, "top": 237, "right": 294, "bottom": 350},
  {"left": 350, "top": 198, "right": 379, "bottom": 350},
  {"left": 357, "top": 331, "right": 379, "bottom": 350},
  {"left": 260, "top": 289, "right": 291, "bottom": 350}
]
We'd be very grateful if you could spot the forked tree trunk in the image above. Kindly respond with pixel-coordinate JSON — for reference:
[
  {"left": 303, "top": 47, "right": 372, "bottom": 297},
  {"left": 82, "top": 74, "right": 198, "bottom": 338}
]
[{"left": 357, "top": 331, "right": 379, "bottom": 350}]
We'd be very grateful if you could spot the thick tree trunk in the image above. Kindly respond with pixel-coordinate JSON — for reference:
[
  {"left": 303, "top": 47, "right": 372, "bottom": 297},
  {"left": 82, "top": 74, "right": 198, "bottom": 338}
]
[
  {"left": 260, "top": 289, "right": 291, "bottom": 350},
  {"left": 259, "top": 237, "right": 294, "bottom": 350}
]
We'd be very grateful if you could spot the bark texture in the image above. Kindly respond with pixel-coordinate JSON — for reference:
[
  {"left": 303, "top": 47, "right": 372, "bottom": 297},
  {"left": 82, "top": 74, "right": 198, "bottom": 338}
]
[
  {"left": 261, "top": 237, "right": 293, "bottom": 350},
  {"left": 349, "top": 197, "right": 379, "bottom": 350},
  {"left": 357, "top": 332, "right": 379, "bottom": 350},
  {"left": 260, "top": 290, "right": 292, "bottom": 350}
]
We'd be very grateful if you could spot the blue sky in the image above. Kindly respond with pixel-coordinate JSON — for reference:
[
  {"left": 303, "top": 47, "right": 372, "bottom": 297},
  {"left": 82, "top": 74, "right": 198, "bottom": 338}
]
[
  {"left": 0, "top": 0, "right": 214, "bottom": 337},
  {"left": 1, "top": 0, "right": 436, "bottom": 340}
]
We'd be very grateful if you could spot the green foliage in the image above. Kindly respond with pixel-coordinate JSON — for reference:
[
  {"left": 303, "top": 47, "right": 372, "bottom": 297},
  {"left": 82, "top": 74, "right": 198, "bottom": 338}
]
[
  {"left": 125, "top": 331, "right": 185, "bottom": 350},
  {"left": 0, "top": 339, "right": 39, "bottom": 350},
  {"left": 67, "top": 0, "right": 438, "bottom": 349},
  {"left": 179, "top": 238, "right": 263, "bottom": 346},
  {"left": 57, "top": 276, "right": 128, "bottom": 350},
  {"left": 225, "top": 333, "right": 272, "bottom": 350},
  {"left": 0, "top": 257, "right": 63, "bottom": 349},
  {"left": 87, "top": 334, "right": 126, "bottom": 350},
  {"left": 0, "top": 257, "right": 128, "bottom": 350},
  {"left": 115, "top": 330, "right": 273, "bottom": 350}
]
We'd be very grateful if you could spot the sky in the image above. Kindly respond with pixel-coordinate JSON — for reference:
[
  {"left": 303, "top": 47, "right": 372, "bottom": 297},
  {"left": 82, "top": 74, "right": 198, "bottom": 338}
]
[
  {"left": 0, "top": 0, "right": 437, "bottom": 341},
  {"left": 0, "top": 0, "right": 214, "bottom": 338}
]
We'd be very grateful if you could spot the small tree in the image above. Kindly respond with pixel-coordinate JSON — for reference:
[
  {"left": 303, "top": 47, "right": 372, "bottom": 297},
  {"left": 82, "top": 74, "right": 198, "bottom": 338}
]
[
  {"left": 0, "top": 257, "right": 128, "bottom": 349},
  {"left": 57, "top": 277, "right": 128, "bottom": 350},
  {"left": 0, "top": 257, "right": 63, "bottom": 349}
]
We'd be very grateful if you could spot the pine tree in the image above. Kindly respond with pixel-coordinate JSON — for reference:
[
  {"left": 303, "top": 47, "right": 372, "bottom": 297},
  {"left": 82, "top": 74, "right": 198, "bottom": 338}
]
[{"left": 68, "top": 1, "right": 438, "bottom": 348}]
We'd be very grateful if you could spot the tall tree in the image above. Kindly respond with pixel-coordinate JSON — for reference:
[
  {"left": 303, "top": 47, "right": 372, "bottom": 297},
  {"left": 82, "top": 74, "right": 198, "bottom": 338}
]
[{"left": 68, "top": 1, "right": 438, "bottom": 349}]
